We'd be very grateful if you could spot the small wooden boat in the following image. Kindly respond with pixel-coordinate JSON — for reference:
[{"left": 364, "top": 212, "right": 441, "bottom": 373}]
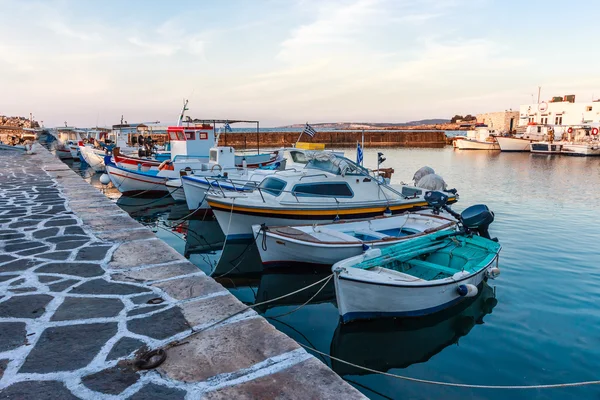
[
  {"left": 0, "top": 143, "right": 27, "bottom": 151},
  {"left": 253, "top": 212, "right": 457, "bottom": 267},
  {"left": 332, "top": 201, "right": 501, "bottom": 323}
]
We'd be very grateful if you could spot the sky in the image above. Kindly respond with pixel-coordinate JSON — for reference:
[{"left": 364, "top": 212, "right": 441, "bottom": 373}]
[{"left": 1, "top": 0, "right": 599, "bottom": 127}]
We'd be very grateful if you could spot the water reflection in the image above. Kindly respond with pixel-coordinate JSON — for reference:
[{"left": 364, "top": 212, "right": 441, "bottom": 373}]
[{"left": 329, "top": 283, "right": 497, "bottom": 377}]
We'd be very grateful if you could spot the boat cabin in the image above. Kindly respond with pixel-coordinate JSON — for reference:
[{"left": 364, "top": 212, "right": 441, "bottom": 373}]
[{"left": 167, "top": 125, "right": 216, "bottom": 161}]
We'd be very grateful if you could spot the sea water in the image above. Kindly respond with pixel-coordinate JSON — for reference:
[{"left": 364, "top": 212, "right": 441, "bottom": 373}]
[{"left": 72, "top": 147, "right": 600, "bottom": 400}]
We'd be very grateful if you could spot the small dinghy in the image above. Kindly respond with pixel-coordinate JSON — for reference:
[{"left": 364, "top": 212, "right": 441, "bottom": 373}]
[
  {"left": 332, "top": 191, "right": 501, "bottom": 323},
  {"left": 252, "top": 212, "right": 457, "bottom": 267}
]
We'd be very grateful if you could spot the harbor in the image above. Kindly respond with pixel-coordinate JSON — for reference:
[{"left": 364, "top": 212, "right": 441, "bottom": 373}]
[
  {"left": 2, "top": 127, "right": 600, "bottom": 398},
  {"left": 3, "top": 1, "right": 600, "bottom": 397}
]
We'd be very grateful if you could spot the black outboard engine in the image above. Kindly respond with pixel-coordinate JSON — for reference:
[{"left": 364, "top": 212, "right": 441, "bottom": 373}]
[
  {"left": 424, "top": 191, "right": 461, "bottom": 220},
  {"left": 460, "top": 204, "right": 495, "bottom": 240}
]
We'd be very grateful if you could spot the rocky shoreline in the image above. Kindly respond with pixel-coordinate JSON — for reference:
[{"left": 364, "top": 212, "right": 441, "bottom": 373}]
[{"left": 0, "top": 116, "right": 40, "bottom": 143}]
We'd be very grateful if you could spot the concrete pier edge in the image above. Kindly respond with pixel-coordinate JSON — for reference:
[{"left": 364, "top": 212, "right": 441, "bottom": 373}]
[{"left": 0, "top": 145, "right": 366, "bottom": 399}]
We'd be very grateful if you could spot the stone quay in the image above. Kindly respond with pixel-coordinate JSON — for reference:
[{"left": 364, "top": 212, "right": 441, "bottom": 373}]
[{"left": 0, "top": 146, "right": 365, "bottom": 399}]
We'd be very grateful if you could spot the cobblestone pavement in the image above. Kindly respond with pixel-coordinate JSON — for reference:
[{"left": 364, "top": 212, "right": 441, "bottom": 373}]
[{"left": 0, "top": 148, "right": 365, "bottom": 399}]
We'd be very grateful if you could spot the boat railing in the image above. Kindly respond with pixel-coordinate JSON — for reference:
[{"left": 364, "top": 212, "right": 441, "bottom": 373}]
[{"left": 298, "top": 174, "right": 328, "bottom": 180}]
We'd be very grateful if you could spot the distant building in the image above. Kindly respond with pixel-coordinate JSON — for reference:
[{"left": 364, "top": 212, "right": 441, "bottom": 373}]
[
  {"left": 518, "top": 94, "right": 600, "bottom": 127},
  {"left": 476, "top": 111, "right": 519, "bottom": 133}
]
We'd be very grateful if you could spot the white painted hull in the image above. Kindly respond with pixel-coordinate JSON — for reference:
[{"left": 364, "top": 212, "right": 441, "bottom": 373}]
[
  {"left": 79, "top": 146, "right": 106, "bottom": 172},
  {"left": 252, "top": 214, "right": 455, "bottom": 267},
  {"left": 454, "top": 138, "right": 499, "bottom": 150},
  {"left": 181, "top": 176, "right": 211, "bottom": 210},
  {"left": 105, "top": 164, "right": 171, "bottom": 195},
  {"left": 561, "top": 143, "right": 600, "bottom": 156},
  {"left": 495, "top": 136, "right": 536, "bottom": 152},
  {"left": 334, "top": 262, "right": 493, "bottom": 323},
  {"left": 165, "top": 179, "right": 188, "bottom": 202}
]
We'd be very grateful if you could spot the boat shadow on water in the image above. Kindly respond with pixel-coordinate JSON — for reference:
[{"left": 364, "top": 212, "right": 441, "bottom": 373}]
[{"left": 329, "top": 282, "right": 498, "bottom": 377}]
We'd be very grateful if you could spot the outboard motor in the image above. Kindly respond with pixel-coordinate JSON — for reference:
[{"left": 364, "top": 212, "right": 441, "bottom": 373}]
[
  {"left": 425, "top": 191, "right": 496, "bottom": 240},
  {"left": 460, "top": 204, "right": 495, "bottom": 240}
]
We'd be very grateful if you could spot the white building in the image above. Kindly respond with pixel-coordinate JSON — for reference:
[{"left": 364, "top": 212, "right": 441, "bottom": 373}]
[{"left": 519, "top": 95, "right": 600, "bottom": 127}]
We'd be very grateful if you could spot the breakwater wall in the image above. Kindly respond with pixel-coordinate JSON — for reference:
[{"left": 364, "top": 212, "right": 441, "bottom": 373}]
[
  {"left": 0, "top": 145, "right": 366, "bottom": 399},
  {"left": 221, "top": 130, "right": 446, "bottom": 148}
]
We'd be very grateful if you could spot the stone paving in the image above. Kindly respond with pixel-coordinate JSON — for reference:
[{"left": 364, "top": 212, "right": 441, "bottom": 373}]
[{"left": 0, "top": 147, "right": 366, "bottom": 399}]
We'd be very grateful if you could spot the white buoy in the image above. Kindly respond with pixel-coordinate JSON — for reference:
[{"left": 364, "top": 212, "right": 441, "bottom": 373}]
[
  {"left": 99, "top": 174, "right": 110, "bottom": 185},
  {"left": 457, "top": 284, "right": 478, "bottom": 297},
  {"left": 487, "top": 267, "right": 501, "bottom": 279}
]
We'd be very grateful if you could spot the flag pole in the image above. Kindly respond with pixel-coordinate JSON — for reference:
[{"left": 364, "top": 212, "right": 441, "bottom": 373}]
[
  {"left": 361, "top": 129, "right": 365, "bottom": 166},
  {"left": 295, "top": 123, "right": 307, "bottom": 146}
]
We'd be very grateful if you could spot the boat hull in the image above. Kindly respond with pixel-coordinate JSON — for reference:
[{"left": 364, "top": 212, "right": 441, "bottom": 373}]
[
  {"left": 495, "top": 136, "right": 536, "bottom": 152},
  {"left": 56, "top": 146, "right": 74, "bottom": 159},
  {"left": 530, "top": 143, "right": 563, "bottom": 154},
  {"left": 334, "top": 262, "right": 493, "bottom": 323},
  {"left": 79, "top": 146, "right": 106, "bottom": 172},
  {"left": 454, "top": 138, "right": 499, "bottom": 150},
  {"left": 209, "top": 198, "right": 441, "bottom": 240},
  {"left": 165, "top": 179, "right": 188, "bottom": 202},
  {"left": 252, "top": 216, "right": 456, "bottom": 267},
  {"left": 105, "top": 164, "right": 171, "bottom": 196},
  {"left": 561, "top": 143, "right": 600, "bottom": 156}
]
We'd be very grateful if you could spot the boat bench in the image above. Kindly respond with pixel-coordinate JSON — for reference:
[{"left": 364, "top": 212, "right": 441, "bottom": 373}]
[{"left": 404, "top": 259, "right": 458, "bottom": 276}]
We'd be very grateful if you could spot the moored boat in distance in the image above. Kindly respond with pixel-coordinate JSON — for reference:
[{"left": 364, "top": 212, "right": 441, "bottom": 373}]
[
  {"left": 496, "top": 124, "right": 556, "bottom": 152},
  {"left": 453, "top": 125, "right": 500, "bottom": 150}
]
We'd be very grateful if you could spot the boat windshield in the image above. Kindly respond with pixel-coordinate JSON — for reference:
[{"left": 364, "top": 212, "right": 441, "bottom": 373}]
[
  {"left": 258, "top": 177, "right": 287, "bottom": 196},
  {"left": 305, "top": 153, "right": 369, "bottom": 176}
]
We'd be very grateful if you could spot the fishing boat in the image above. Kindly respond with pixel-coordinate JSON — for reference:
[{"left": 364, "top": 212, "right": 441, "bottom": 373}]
[
  {"left": 560, "top": 126, "right": 600, "bottom": 156},
  {"left": 54, "top": 126, "right": 82, "bottom": 159},
  {"left": 453, "top": 126, "right": 500, "bottom": 150},
  {"left": 252, "top": 212, "right": 457, "bottom": 267},
  {"left": 0, "top": 142, "right": 28, "bottom": 151},
  {"left": 206, "top": 153, "right": 458, "bottom": 240},
  {"left": 330, "top": 282, "right": 497, "bottom": 376},
  {"left": 332, "top": 193, "right": 500, "bottom": 323},
  {"left": 180, "top": 148, "right": 327, "bottom": 210},
  {"left": 495, "top": 124, "right": 556, "bottom": 152}
]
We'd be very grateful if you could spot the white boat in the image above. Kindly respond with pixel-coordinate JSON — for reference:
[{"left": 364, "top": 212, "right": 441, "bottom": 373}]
[
  {"left": 495, "top": 124, "right": 556, "bottom": 152},
  {"left": 453, "top": 126, "right": 500, "bottom": 150},
  {"left": 54, "top": 127, "right": 85, "bottom": 160},
  {"left": 252, "top": 212, "right": 456, "bottom": 267},
  {"left": 560, "top": 126, "right": 600, "bottom": 156},
  {"left": 180, "top": 148, "right": 326, "bottom": 210},
  {"left": 79, "top": 146, "right": 108, "bottom": 172},
  {"left": 166, "top": 179, "right": 187, "bottom": 202},
  {"left": 332, "top": 207, "right": 501, "bottom": 323},
  {"left": 206, "top": 153, "right": 458, "bottom": 240}
]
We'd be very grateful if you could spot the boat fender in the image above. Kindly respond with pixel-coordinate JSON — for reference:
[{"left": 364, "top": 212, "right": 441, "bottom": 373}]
[
  {"left": 363, "top": 248, "right": 381, "bottom": 261},
  {"left": 99, "top": 174, "right": 111, "bottom": 185},
  {"left": 383, "top": 207, "right": 392, "bottom": 217},
  {"left": 361, "top": 243, "right": 370, "bottom": 252},
  {"left": 592, "top": 128, "right": 599, "bottom": 136},
  {"left": 487, "top": 267, "right": 501, "bottom": 279},
  {"left": 457, "top": 284, "right": 478, "bottom": 297}
]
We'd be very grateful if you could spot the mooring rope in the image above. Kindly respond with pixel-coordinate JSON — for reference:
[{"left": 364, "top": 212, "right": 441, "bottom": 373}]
[
  {"left": 166, "top": 274, "right": 333, "bottom": 349},
  {"left": 297, "top": 344, "right": 600, "bottom": 390}
]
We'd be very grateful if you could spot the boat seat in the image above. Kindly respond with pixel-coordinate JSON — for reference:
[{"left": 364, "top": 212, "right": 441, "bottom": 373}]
[
  {"left": 404, "top": 259, "right": 458, "bottom": 276},
  {"left": 352, "top": 229, "right": 390, "bottom": 240}
]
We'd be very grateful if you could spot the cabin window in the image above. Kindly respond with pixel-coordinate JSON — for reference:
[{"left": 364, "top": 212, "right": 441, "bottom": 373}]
[
  {"left": 168, "top": 131, "right": 178, "bottom": 141},
  {"left": 185, "top": 131, "right": 195, "bottom": 140},
  {"left": 292, "top": 182, "right": 354, "bottom": 198},
  {"left": 554, "top": 116, "right": 562, "bottom": 125},
  {"left": 176, "top": 131, "right": 186, "bottom": 141},
  {"left": 537, "top": 126, "right": 542, "bottom": 133},
  {"left": 209, "top": 150, "right": 218, "bottom": 162},
  {"left": 259, "top": 178, "right": 287, "bottom": 196}
]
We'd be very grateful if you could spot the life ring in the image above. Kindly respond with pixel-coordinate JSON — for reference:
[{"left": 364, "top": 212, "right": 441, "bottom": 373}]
[
  {"left": 567, "top": 127, "right": 573, "bottom": 134},
  {"left": 592, "top": 128, "right": 599, "bottom": 136},
  {"left": 211, "top": 164, "right": 222, "bottom": 172},
  {"left": 158, "top": 160, "right": 174, "bottom": 171}
]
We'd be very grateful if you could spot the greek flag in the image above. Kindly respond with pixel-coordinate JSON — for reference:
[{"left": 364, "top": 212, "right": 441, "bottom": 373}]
[
  {"left": 224, "top": 122, "right": 233, "bottom": 132},
  {"left": 303, "top": 123, "right": 317, "bottom": 137},
  {"left": 356, "top": 141, "right": 363, "bottom": 165}
]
